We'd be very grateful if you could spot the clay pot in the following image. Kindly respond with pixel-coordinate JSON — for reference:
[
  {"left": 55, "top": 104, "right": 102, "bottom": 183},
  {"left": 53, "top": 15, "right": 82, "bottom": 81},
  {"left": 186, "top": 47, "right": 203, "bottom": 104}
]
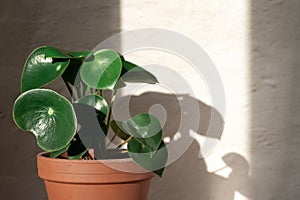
[{"left": 37, "top": 152, "right": 155, "bottom": 200}]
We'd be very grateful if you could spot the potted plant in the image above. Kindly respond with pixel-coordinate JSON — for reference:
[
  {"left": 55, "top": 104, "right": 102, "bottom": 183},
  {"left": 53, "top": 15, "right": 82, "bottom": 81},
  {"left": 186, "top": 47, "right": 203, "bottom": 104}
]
[{"left": 12, "top": 46, "right": 168, "bottom": 200}]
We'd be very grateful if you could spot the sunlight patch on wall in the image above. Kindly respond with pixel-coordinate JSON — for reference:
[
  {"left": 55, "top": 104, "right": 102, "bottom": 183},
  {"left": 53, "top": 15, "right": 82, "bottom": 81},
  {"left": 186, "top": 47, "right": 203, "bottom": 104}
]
[{"left": 121, "top": 0, "right": 251, "bottom": 199}]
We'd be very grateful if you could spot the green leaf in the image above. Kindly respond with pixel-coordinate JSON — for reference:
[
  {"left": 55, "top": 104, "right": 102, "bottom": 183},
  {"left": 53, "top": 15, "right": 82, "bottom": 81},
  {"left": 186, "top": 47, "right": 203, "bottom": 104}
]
[
  {"left": 80, "top": 49, "right": 122, "bottom": 90},
  {"left": 128, "top": 140, "right": 168, "bottom": 177},
  {"left": 45, "top": 47, "right": 91, "bottom": 60},
  {"left": 21, "top": 47, "right": 70, "bottom": 92},
  {"left": 116, "top": 113, "right": 162, "bottom": 151},
  {"left": 111, "top": 120, "right": 130, "bottom": 140},
  {"left": 13, "top": 89, "right": 77, "bottom": 152},
  {"left": 44, "top": 46, "right": 69, "bottom": 58},
  {"left": 113, "top": 78, "right": 127, "bottom": 90},
  {"left": 44, "top": 47, "right": 90, "bottom": 88},
  {"left": 61, "top": 58, "right": 89, "bottom": 99},
  {"left": 50, "top": 143, "right": 71, "bottom": 158},
  {"left": 77, "top": 94, "right": 108, "bottom": 121},
  {"left": 69, "top": 149, "right": 88, "bottom": 160},
  {"left": 121, "top": 60, "right": 158, "bottom": 84},
  {"left": 73, "top": 103, "right": 107, "bottom": 159},
  {"left": 68, "top": 51, "right": 91, "bottom": 59},
  {"left": 68, "top": 134, "right": 88, "bottom": 160},
  {"left": 61, "top": 59, "right": 82, "bottom": 85}
]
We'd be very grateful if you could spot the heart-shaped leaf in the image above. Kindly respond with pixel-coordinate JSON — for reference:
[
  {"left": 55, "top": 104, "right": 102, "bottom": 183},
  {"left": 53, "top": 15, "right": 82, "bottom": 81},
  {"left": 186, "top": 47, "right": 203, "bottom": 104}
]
[
  {"left": 128, "top": 140, "right": 168, "bottom": 177},
  {"left": 121, "top": 60, "right": 158, "bottom": 84},
  {"left": 116, "top": 113, "right": 162, "bottom": 151},
  {"left": 21, "top": 47, "right": 70, "bottom": 92},
  {"left": 13, "top": 89, "right": 77, "bottom": 152},
  {"left": 80, "top": 49, "right": 122, "bottom": 90}
]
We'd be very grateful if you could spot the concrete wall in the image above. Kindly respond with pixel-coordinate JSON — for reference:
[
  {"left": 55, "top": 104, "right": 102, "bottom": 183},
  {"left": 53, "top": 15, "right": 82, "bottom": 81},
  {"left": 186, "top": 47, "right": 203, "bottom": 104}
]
[
  {"left": 120, "top": 1, "right": 251, "bottom": 199},
  {"left": 0, "top": 1, "right": 120, "bottom": 199},
  {"left": 250, "top": 0, "right": 300, "bottom": 199},
  {"left": 1, "top": 0, "right": 300, "bottom": 199}
]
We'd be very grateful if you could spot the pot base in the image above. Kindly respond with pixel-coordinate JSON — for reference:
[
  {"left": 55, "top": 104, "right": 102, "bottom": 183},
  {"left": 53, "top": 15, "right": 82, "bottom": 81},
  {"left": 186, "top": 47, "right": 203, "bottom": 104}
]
[{"left": 44, "top": 179, "right": 151, "bottom": 200}]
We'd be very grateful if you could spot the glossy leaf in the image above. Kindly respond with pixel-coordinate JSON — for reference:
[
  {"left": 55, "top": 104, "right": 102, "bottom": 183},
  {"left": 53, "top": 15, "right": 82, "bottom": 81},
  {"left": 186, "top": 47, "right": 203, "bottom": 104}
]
[
  {"left": 68, "top": 51, "right": 91, "bottom": 59},
  {"left": 128, "top": 140, "right": 168, "bottom": 177},
  {"left": 44, "top": 46, "right": 69, "bottom": 58},
  {"left": 45, "top": 47, "right": 90, "bottom": 60},
  {"left": 45, "top": 47, "right": 90, "bottom": 88},
  {"left": 69, "top": 149, "right": 88, "bottom": 160},
  {"left": 61, "top": 59, "right": 82, "bottom": 85},
  {"left": 77, "top": 94, "right": 108, "bottom": 121},
  {"left": 116, "top": 113, "right": 162, "bottom": 151},
  {"left": 13, "top": 89, "right": 77, "bottom": 152},
  {"left": 121, "top": 60, "right": 158, "bottom": 84},
  {"left": 21, "top": 47, "right": 70, "bottom": 92},
  {"left": 50, "top": 143, "right": 71, "bottom": 158},
  {"left": 80, "top": 49, "right": 122, "bottom": 90}
]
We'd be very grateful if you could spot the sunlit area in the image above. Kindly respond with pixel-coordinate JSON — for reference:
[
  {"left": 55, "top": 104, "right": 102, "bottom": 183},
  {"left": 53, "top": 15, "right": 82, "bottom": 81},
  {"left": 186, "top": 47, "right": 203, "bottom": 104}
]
[
  {"left": 1, "top": 0, "right": 300, "bottom": 199},
  {"left": 121, "top": 1, "right": 251, "bottom": 199}
]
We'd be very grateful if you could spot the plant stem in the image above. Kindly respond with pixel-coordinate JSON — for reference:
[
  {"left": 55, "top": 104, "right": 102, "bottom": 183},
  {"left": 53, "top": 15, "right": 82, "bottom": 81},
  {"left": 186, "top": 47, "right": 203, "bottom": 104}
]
[
  {"left": 96, "top": 89, "right": 103, "bottom": 96},
  {"left": 106, "top": 90, "right": 116, "bottom": 129},
  {"left": 63, "top": 80, "right": 73, "bottom": 96},
  {"left": 110, "top": 134, "right": 117, "bottom": 145},
  {"left": 106, "top": 90, "right": 117, "bottom": 147},
  {"left": 85, "top": 86, "right": 90, "bottom": 96},
  {"left": 116, "top": 136, "right": 133, "bottom": 149}
]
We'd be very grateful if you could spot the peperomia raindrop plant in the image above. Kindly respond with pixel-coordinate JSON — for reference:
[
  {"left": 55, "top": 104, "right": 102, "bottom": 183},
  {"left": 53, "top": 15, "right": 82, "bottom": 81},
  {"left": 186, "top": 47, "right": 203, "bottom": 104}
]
[{"left": 13, "top": 46, "right": 167, "bottom": 176}]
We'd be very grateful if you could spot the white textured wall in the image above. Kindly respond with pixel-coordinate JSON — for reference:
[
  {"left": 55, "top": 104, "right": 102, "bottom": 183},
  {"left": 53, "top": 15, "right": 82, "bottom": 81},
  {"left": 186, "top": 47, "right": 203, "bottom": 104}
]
[
  {"left": 1, "top": 1, "right": 299, "bottom": 199},
  {"left": 121, "top": 0, "right": 300, "bottom": 200}
]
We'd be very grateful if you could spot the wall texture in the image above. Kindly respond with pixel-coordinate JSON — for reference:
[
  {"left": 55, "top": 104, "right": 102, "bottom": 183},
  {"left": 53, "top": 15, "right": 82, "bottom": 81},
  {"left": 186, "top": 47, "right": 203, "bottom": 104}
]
[
  {"left": 1, "top": 0, "right": 299, "bottom": 200},
  {"left": 121, "top": 0, "right": 300, "bottom": 199},
  {"left": 0, "top": 0, "right": 120, "bottom": 199},
  {"left": 250, "top": 0, "right": 300, "bottom": 199}
]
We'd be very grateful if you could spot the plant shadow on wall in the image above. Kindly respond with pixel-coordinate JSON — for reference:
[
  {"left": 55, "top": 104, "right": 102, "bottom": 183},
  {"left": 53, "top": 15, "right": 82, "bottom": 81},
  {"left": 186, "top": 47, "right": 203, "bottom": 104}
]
[{"left": 117, "top": 92, "right": 253, "bottom": 200}]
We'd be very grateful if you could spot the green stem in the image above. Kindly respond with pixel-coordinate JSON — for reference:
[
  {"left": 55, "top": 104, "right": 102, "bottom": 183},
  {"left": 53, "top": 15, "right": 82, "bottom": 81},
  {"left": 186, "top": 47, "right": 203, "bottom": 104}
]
[
  {"left": 110, "top": 134, "right": 117, "bottom": 145},
  {"left": 106, "top": 90, "right": 117, "bottom": 146},
  {"left": 106, "top": 90, "right": 116, "bottom": 129},
  {"left": 63, "top": 80, "right": 73, "bottom": 96}
]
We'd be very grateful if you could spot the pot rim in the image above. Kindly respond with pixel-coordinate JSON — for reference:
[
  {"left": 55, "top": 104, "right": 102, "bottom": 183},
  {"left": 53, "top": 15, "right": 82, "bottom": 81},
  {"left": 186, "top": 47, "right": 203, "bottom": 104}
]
[
  {"left": 37, "top": 152, "right": 134, "bottom": 164},
  {"left": 37, "top": 152, "right": 155, "bottom": 183}
]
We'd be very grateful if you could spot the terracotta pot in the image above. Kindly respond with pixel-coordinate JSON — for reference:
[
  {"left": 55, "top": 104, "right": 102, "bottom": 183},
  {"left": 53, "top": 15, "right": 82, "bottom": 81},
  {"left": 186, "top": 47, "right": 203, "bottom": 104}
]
[{"left": 37, "top": 152, "right": 155, "bottom": 200}]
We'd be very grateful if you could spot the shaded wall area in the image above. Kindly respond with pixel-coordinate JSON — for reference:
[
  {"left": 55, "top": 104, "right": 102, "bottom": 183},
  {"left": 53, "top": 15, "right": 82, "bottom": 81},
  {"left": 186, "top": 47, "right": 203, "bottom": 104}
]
[
  {"left": 0, "top": 1, "right": 120, "bottom": 199},
  {"left": 250, "top": 0, "right": 300, "bottom": 199}
]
